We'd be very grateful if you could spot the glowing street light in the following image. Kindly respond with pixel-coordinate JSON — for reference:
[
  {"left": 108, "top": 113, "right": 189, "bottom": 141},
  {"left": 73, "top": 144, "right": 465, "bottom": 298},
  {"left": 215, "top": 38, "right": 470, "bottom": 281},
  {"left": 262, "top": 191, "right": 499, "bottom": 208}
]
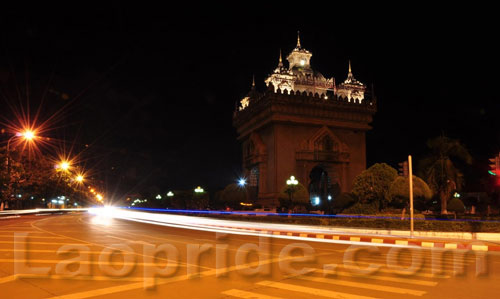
[
  {"left": 75, "top": 174, "right": 84, "bottom": 183},
  {"left": 156, "top": 194, "right": 162, "bottom": 200},
  {"left": 57, "top": 160, "right": 71, "bottom": 171},
  {"left": 238, "top": 178, "right": 247, "bottom": 187},
  {"left": 20, "top": 129, "right": 36, "bottom": 141},
  {"left": 96, "top": 194, "right": 103, "bottom": 201},
  {"left": 167, "top": 191, "right": 174, "bottom": 197},
  {"left": 194, "top": 186, "right": 204, "bottom": 193},
  {"left": 286, "top": 176, "right": 298, "bottom": 186}
]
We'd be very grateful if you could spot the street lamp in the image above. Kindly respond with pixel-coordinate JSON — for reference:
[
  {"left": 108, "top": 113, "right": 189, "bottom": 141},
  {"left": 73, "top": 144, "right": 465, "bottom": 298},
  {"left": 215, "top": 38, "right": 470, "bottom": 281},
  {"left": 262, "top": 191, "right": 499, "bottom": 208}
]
[
  {"left": 167, "top": 191, "right": 174, "bottom": 197},
  {"left": 58, "top": 161, "right": 70, "bottom": 171},
  {"left": 75, "top": 174, "right": 84, "bottom": 183},
  {"left": 286, "top": 175, "right": 299, "bottom": 212},
  {"left": 194, "top": 186, "right": 204, "bottom": 193},
  {"left": 20, "top": 130, "right": 35, "bottom": 141}
]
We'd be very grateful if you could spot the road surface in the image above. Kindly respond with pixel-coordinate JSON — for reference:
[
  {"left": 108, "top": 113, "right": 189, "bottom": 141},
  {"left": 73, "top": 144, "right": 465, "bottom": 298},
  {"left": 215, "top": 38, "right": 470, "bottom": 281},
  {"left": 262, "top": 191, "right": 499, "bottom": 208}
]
[{"left": 0, "top": 211, "right": 499, "bottom": 298}]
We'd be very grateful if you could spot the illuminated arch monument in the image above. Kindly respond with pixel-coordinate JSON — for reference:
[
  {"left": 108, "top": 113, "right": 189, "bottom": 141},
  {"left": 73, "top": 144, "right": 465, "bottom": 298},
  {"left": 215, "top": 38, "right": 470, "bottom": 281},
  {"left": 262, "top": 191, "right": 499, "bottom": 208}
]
[{"left": 233, "top": 34, "right": 377, "bottom": 208}]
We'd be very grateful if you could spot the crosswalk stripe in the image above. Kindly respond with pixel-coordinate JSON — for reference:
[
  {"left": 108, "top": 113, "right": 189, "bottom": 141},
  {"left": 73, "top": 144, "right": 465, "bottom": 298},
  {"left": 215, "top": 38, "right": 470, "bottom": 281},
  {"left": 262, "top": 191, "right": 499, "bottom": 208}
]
[
  {"left": 315, "top": 269, "right": 438, "bottom": 286},
  {"left": 222, "top": 289, "right": 283, "bottom": 299},
  {"left": 298, "top": 276, "right": 426, "bottom": 296},
  {"left": 343, "top": 263, "right": 450, "bottom": 278},
  {"left": 256, "top": 280, "right": 377, "bottom": 299}
]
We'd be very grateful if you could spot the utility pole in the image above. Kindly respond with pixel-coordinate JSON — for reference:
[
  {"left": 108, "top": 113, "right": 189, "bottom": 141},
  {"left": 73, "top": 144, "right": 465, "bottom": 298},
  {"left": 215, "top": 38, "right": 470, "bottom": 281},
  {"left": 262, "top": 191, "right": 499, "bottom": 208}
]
[{"left": 408, "top": 155, "right": 414, "bottom": 237}]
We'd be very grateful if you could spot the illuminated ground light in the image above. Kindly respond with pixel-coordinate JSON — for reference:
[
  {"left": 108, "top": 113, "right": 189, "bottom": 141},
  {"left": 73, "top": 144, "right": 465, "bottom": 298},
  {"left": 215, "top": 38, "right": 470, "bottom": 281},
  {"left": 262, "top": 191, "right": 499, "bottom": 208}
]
[{"left": 313, "top": 196, "right": 320, "bottom": 206}]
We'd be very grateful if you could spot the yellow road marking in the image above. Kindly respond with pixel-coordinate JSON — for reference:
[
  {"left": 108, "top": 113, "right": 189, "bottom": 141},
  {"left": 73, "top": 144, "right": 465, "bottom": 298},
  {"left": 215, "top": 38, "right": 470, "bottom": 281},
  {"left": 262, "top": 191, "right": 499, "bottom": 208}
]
[
  {"left": 298, "top": 276, "right": 426, "bottom": 296},
  {"left": 350, "top": 237, "right": 361, "bottom": 242},
  {"left": 444, "top": 243, "right": 457, "bottom": 249},
  {"left": 471, "top": 245, "right": 488, "bottom": 251},
  {"left": 299, "top": 233, "right": 308, "bottom": 238},
  {"left": 256, "top": 280, "right": 377, "bottom": 299},
  {"left": 371, "top": 238, "right": 383, "bottom": 243},
  {"left": 316, "top": 234, "right": 324, "bottom": 239},
  {"left": 421, "top": 242, "right": 434, "bottom": 248},
  {"left": 395, "top": 240, "right": 408, "bottom": 245},
  {"left": 222, "top": 289, "right": 283, "bottom": 299}
]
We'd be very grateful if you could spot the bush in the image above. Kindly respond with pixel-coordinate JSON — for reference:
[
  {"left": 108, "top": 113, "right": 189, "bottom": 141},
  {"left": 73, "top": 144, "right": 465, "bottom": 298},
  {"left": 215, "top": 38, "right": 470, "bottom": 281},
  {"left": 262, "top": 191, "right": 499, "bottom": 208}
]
[
  {"left": 342, "top": 202, "right": 378, "bottom": 215},
  {"left": 351, "top": 163, "right": 398, "bottom": 210},
  {"left": 448, "top": 198, "right": 465, "bottom": 215},
  {"left": 332, "top": 193, "right": 356, "bottom": 212},
  {"left": 389, "top": 175, "right": 432, "bottom": 210},
  {"left": 221, "top": 184, "right": 248, "bottom": 209}
]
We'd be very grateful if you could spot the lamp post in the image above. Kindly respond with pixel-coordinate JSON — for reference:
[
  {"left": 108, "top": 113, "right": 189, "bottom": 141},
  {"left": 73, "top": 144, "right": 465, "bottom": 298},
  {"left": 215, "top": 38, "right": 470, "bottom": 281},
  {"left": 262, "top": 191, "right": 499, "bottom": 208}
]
[
  {"left": 3, "top": 130, "right": 37, "bottom": 207},
  {"left": 286, "top": 175, "right": 299, "bottom": 213}
]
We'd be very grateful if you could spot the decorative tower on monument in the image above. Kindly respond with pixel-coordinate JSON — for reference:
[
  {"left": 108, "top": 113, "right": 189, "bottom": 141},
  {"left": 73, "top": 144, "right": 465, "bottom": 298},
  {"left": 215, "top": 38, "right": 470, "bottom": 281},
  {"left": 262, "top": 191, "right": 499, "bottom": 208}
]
[{"left": 233, "top": 33, "right": 376, "bottom": 208}]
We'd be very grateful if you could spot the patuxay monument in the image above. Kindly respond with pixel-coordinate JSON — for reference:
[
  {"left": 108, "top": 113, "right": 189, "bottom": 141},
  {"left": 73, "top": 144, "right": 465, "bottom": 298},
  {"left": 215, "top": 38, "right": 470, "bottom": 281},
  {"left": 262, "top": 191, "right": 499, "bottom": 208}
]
[{"left": 233, "top": 33, "right": 377, "bottom": 208}]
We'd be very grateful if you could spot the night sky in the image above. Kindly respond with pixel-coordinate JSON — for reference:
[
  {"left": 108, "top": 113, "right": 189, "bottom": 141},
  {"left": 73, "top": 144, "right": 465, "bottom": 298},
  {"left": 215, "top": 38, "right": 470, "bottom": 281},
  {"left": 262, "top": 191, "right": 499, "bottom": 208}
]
[{"left": 1, "top": 4, "right": 498, "bottom": 196}]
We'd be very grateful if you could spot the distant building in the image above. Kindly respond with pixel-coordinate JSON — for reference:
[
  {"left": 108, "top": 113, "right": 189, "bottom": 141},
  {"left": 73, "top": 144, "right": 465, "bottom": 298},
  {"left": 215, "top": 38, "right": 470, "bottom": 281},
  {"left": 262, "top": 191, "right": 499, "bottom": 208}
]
[{"left": 233, "top": 33, "right": 376, "bottom": 208}]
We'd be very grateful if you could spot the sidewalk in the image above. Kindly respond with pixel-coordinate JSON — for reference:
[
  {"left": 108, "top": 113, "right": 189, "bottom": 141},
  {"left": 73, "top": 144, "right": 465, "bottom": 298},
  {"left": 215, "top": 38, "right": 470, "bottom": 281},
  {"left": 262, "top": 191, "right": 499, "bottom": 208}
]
[{"left": 200, "top": 218, "right": 500, "bottom": 252}]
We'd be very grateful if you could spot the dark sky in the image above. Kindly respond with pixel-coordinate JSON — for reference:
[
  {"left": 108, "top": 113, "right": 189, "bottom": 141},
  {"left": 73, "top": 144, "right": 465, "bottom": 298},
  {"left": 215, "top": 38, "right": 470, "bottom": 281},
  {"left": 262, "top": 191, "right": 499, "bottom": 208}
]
[{"left": 1, "top": 4, "right": 499, "bottom": 196}]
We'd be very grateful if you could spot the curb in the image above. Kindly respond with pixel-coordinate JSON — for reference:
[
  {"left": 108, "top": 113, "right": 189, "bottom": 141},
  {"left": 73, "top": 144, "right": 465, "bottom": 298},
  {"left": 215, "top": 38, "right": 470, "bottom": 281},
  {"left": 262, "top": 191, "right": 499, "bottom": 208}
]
[{"left": 208, "top": 224, "right": 500, "bottom": 252}]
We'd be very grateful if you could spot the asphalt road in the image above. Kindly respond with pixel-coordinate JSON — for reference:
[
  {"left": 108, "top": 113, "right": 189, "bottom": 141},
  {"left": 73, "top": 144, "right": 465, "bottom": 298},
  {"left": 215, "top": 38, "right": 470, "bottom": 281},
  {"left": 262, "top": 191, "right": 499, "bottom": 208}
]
[{"left": 1, "top": 212, "right": 499, "bottom": 298}]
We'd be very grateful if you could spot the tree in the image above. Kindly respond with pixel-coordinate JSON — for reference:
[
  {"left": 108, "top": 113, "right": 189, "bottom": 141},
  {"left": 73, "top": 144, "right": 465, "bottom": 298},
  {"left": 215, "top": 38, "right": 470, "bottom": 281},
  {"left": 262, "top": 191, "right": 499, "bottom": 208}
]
[
  {"left": 1, "top": 147, "right": 93, "bottom": 209},
  {"left": 389, "top": 175, "right": 433, "bottom": 212},
  {"left": 351, "top": 163, "right": 398, "bottom": 211},
  {"left": 332, "top": 193, "right": 357, "bottom": 213},
  {"left": 419, "top": 136, "right": 472, "bottom": 214}
]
